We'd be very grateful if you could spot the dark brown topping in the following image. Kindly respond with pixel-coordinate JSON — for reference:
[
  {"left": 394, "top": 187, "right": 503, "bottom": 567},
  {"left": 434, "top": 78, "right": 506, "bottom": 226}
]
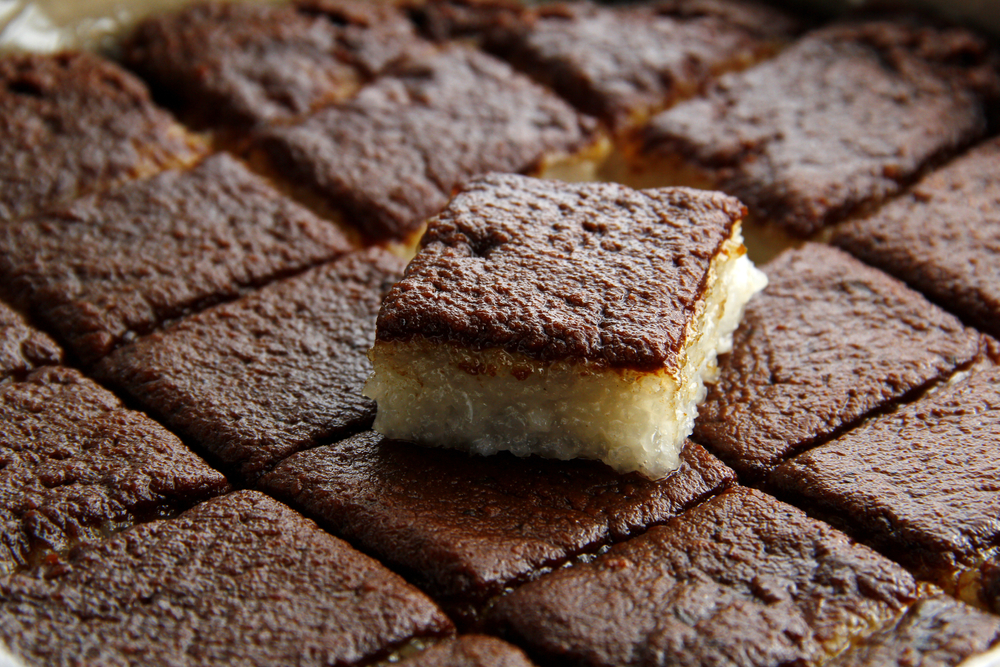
[
  {"left": 484, "top": 486, "right": 918, "bottom": 667},
  {"left": 832, "top": 136, "right": 1000, "bottom": 339},
  {"left": 0, "top": 153, "right": 351, "bottom": 364},
  {"left": 96, "top": 249, "right": 404, "bottom": 482},
  {"left": 0, "top": 491, "right": 452, "bottom": 666},
  {"left": 0, "top": 366, "right": 228, "bottom": 573},
  {"left": 769, "top": 352, "right": 1000, "bottom": 583},
  {"left": 260, "top": 430, "right": 734, "bottom": 625},
  {"left": 487, "top": 0, "right": 798, "bottom": 130},
  {"left": 641, "top": 19, "right": 1000, "bottom": 236},
  {"left": 827, "top": 595, "right": 1000, "bottom": 667},
  {"left": 693, "top": 243, "right": 981, "bottom": 481},
  {"left": 376, "top": 173, "right": 744, "bottom": 371},
  {"left": 0, "top": 51, "right": 202, "bottom": 222},
  {"left": 0, "top": 301, "right": 61, "bottom": 381},
  {"left": 397, "top": 635, "right": 537, "bottom": 667},
  {"left": 123, "top": 1, "right": 426, "bottom": 129},
  {"left": 250, "top": 47, "right": 599, "bottom": 242}
]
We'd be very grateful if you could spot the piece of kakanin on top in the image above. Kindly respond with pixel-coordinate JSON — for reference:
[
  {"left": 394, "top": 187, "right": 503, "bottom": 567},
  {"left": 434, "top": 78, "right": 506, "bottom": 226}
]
[{"left": 365, "top": 174, "right": 766, "bottom": 479}]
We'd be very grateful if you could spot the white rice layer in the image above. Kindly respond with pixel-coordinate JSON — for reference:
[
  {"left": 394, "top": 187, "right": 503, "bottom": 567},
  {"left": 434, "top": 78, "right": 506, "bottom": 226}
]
[{"left": 364, "top": 224, "right": 767, "bottom": 479}]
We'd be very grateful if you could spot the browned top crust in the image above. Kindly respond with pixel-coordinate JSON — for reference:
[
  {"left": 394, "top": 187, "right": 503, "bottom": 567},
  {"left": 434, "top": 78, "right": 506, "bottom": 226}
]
[
  {"left": 832, "top": 136, "right": 1000, "bottom": 339},
  {"left": 640, "top": 19, "right": 1000, "bottom": 236},
  {"left": 0, "top": 51, "right": 202, "bottom": 223},
  {"left": 397, "top": 636, "right": 537, "bottom": 667},
  {"left": 769, "top": 351, "right": 1000, "bottom": 581},
  {"left": 96, "top": 249, "right": 404, "bottom": 482},
  {"left": 122, "top": 1, "right": 426, "bottom": 129},
  {"left": 0, "top": 301, "right": 61, "bottom": 381},
  {"left": 693, "top": 243, "right": 981, "bottom": 481},
  {"left": 406, "top": 0, "right": 527, "bottom": 43},
  {"left": 0, "top": 491, "right": 452, "bottom": 666},
  {"left": 0, "top": 366, "right": 229, "bottom": 574},
  {"left": 484, "top": 486, "right": 918, "bottom": 667},
  {"left": 376, "top": 173, "right": 744, "bottom": 371},
  {"left": 827, "top": 595, "right": 1000, "bottom": 667},
  {"left": 486, "top": 0, "right": 799, "bottom": 130},
  {"left": 0, "top": 153, "right": 351, "bottom": 364},
  {"left": 251, "top": 47, "right": 599, "bottom": 242},
  {"left": 260, "top": 431, "right": 734, "bottom": 625}
]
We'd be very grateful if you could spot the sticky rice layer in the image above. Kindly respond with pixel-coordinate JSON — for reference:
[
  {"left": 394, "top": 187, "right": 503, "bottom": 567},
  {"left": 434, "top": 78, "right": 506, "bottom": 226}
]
[{"left": 364, "top": 224, "right": 766, "bottom": 479}]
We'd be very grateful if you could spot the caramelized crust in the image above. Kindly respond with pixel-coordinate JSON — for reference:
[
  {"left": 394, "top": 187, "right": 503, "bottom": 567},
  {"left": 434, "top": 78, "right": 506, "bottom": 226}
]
[
  {"left": 376, "top": 173, "right": 745, "bottom": 371},
  {"left": 0, "top": 52, "right": 203, "bottom": 222},
  {"left": 0, "top": 301, "right": 61, "bottom": 381},
  {"left": 396, "top": 636, "right": 537, "bottom": 667}
]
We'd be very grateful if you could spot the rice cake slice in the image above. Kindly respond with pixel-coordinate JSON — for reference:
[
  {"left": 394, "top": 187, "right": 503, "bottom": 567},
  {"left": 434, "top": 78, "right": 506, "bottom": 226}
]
[
  {"left": 259, "top": 429, "right": 735, "bottom": 625},
  {"left": 693, "top": 243, "right": 982, "bottom": 481},
  {"left": 483, "top": 486, "right": 920, "bottom": 667},
  {"left": 0, "top": 301, "right": 61, "bottom": 381},
  {"left": 831, "top": 136, "right": 1000, "bottom": 339},
  {"left": 0, "top": 490, "right": 452, "bottom": 666},
  {"left": 0, "top": 51, "right": 204, "bottom": 223},
  {"left": 95, "top": 249, "right": 404, "bottom": 482},
  {"left": 769, "top": 343, "right": 1000, "bottom": 607},
  {"left": 0, "top": 366, "right": 229, "bottom": 574},
  {"left": 249, "top": 46, "right": 607, "bottom": 244},
  {"left": 0, "top": 153, "right": 351, "bottom": 364},
  {"left": 122, "top": 0, "right": 428, "bottom": 131},
  {"left": 483, "top": 0, "right": 799, "bottom": 132},
  {"left": 635, "top": 19, "right": 1000, "bottom": 237},
  {"left": 366, "top": 174, "right": 766, "bottom": 479}
]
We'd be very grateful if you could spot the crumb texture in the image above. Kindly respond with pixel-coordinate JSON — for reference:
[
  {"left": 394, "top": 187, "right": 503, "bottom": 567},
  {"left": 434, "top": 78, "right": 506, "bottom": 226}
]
[
  {"left": 694, "top": 243, "right": 981, "bottom": 480},
  {"left": 0, "top": 153, "right": 351, "bottom": 364},
  {"left": 0, "top": 51, "right": 202, "bottom": 222},
  {"left": 96, "top": 249, "right": 403, "bottom": 481},
  {"left": 377, "top": 173, "right": 745, "bottom": 371},
  {"left": 485, "top": 486, "right": 918, "bottom": 667},
  {"left": 0, "top": 366, "right": 228, "bottom": 573},
  {"left": 0, "top": 491, "right": 452, "bottom": 666}
]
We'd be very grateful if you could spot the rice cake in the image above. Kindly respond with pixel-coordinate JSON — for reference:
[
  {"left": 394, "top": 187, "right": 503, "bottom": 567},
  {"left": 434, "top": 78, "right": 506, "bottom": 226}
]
[
  {"left": 484, "top": 486, "right": 919, "bottom": 667},
  {"left": 0, "top": 51, "right": 203, "bottom": 223},
  {"left": 95, "top": 249, "right": 404, "bottom": 482},
  {"left": 635, "top": 19, "right": 1000, "bottom": 236},
  {"left": 249, "top": 46, "right": 606, "bottom": 244},
  {"left": 0, "top": 301, "right": 61, "bottom": 381},
  {"left": 0, "top": 491, "right": 452, "bottom": 666},
  {"left": 693, "top": 243, "right": 981, "bottom": 481},
  {"left": 483, "top": 0, "right": 798, "bottom": 132},
  {"left": 826, "top": 595, "right": 1000, "bottom": 667},
  {"left": 122, "top": 0, "right": 427, "bottom": 131},
  {"left": 395, "top": 636, "right": 537, "bottom": 667},
  {"left": 831, "top": 136, "right": 1000, "bottom": 339},
  {"left": 769, "top": 344, "right": 1000, "bottom": 606},
  {"left": 259, "top": 430, "right": 735, "bottom": 625},
  {"left": 366, "top": 174, "right": 766, "bottom": 478},
  {"left": 0, "top": 366, "right": 229, "bottom": 573},
  {"left": 0, "top": 153, "right": 351, "bottom": 364}
]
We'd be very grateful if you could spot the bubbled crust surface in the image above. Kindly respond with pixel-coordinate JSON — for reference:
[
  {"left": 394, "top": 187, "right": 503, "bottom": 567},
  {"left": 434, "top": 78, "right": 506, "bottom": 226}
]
[
  {"left": 397, "top": 636, "right": 537, "bottom": 667},
  {"left": 693, "top": 243, "right": 981, "bottom": 480},
  {"left": 826, "top": 595, "right": 1000, "bottom": 667},
  {"left": 96, "top": 249, "right": 404, "bottom": 482},
  {"left": 251, "top": 47, "right": 599, "bottom": 242},
  {"left": 640, "top": 20, "right": 1000, "bottom": 236},
  {"left": 122, "top": 0, "right": 424, "bottom": 129},
  {"left": 488, "top": 0, "right": 798, "bottom": 130},
  {"left": 0, "top": 491, "right": 452, "bottom": 666},
  {"left": 0, "top": 153, "right": 351, "bottom": 364},
  {"left": 260, "top": 431, "right": 734, "bottom": 623},
  {"left": 376, "top": 173, "right": 744, "bottom": 371},
  {"left": 0, "top": 366, "right": 228, "bottom": 573},
  {"left": 484, "top": 486, "right": 918, "bottom": 667},
  {"left": 0, "top": 301, "right": 61, "bottom": 380},
  {"left": 769, "top": 350, "right": 1000, "bottom": 579},
  {"left": 832, "top": 136, "right": 1000, "bottom": 339},
  {"left": 0, "top": 51, "right": 202, "bottom": 222}
]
